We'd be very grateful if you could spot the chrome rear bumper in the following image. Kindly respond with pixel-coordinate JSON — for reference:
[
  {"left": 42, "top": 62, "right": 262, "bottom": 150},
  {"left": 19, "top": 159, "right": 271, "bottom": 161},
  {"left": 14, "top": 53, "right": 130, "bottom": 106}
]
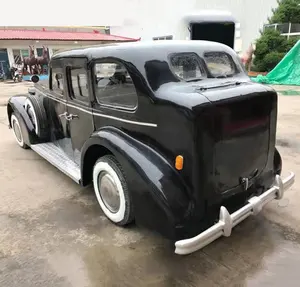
[{"left": 175, "top": 172, "right": 295, "bottom": 255}]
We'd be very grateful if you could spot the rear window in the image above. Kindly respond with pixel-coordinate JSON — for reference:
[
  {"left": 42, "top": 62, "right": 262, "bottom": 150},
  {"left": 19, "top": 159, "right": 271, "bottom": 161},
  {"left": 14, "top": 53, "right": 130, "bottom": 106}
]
[
  {"left": 169, "top": 52, "right": 206, "bottom": 82},
  {"left": 204, "top": 52, "right": 238, "bottom": 78},
  {"left": 169, "top": 52, "right": 239, "bottom": 82}
]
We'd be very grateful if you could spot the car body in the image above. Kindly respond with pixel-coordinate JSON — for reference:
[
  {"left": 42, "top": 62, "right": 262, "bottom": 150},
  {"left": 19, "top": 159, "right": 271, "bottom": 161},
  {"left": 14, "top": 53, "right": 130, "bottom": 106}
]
[{"left": 7, "top": 40, "right": 295, "bottom": 255}]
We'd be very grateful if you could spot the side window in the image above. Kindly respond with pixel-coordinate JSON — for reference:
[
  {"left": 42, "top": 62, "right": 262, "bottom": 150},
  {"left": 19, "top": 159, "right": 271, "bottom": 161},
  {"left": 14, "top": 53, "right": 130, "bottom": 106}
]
[
  {"left": 69, "top": 67, "right": 89, "bottom": 101},
  {"left": 51, "top": 67, "right": 64, "bottom": 96},
  {"left": 94, "top": 62, "right": 137, "bottom": 110}
]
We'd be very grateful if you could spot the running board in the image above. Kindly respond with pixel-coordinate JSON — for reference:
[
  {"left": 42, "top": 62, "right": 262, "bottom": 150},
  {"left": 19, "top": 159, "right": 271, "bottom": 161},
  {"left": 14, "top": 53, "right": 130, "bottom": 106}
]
[{"left": 30, "top": 143, "right": 81, "bottom": 183}]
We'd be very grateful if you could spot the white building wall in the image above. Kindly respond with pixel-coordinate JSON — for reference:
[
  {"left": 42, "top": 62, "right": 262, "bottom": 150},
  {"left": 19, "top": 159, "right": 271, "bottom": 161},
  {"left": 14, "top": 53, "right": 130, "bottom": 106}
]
[
  {"left": 195, "top": 0, "right": 279, "bottom": 51},
  {"left": 110, "top": 0, "right": 197, "bottom": 41},
  {"left": 110, "top": 0, "right": 279, "bottom": 53}
]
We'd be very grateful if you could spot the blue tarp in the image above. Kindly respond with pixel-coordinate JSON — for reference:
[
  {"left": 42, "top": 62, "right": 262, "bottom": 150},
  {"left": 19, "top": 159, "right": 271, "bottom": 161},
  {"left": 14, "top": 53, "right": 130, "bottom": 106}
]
[{"left": 23, "top": 74, "right": 49, "bottom": 82}]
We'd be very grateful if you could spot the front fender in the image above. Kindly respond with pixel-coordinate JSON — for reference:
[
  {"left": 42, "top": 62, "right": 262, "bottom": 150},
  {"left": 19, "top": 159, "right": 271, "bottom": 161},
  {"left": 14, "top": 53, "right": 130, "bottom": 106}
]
[
  {"left": 7, "top": 95, "right": 39, "bottom": 145},
  {"left": 81, "top": 126, "right": 193, "bottom": 239}
]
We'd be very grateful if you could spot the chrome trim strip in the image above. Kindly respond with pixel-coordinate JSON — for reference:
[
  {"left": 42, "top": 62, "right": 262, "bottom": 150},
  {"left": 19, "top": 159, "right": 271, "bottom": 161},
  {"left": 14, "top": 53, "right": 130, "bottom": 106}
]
[
  {"left": 175, "top": 172, "right": 295, "bottom": 255},
  {"left": 35, "top": 89, "right": 157, "bottom": 127}
]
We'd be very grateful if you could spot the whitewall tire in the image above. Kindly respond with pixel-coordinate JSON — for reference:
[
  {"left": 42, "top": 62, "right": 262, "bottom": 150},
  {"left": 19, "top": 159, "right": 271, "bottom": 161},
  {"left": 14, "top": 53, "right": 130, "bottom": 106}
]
[
  {"left": 93, "top": 155, "right": 134, "bottom": 226},
  {"left": 11, "top": 113, "right": 28, "bottom": 149}
]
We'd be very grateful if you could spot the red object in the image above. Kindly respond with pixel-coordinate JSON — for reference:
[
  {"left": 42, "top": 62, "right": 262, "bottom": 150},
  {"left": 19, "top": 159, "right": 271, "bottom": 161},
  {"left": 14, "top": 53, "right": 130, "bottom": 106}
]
[
  {"left": 0, "top": 29, "right": 140, "bottom": 42},
  {"left": 224, "top": 117, "right": 269, "bottom": 133},
  {"left": 23, "top": 70, "right": 30, "bottom": 75}
]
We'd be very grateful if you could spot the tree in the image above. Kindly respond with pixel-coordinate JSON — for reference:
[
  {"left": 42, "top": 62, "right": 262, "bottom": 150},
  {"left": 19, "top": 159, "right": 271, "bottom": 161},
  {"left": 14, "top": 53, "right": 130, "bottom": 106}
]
[
  {"left": 253, "top": 0, "right": 300, "bottom": 72},
  {"left": 269, "top": 0, "right": 300, "bottom": 23}
]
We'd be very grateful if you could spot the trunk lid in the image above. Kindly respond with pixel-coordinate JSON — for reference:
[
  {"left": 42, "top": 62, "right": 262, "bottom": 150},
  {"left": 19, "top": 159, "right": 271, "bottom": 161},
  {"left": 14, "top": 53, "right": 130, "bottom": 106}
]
[{"left": 197, "top": 81, "right": 276, "bottom": 194}]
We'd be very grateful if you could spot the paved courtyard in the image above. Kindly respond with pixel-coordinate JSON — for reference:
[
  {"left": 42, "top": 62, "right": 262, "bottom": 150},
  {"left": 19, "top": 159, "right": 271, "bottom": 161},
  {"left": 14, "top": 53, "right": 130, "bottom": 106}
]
[{"left": 0, "top": 81, "right": 300, "bottom": 287}]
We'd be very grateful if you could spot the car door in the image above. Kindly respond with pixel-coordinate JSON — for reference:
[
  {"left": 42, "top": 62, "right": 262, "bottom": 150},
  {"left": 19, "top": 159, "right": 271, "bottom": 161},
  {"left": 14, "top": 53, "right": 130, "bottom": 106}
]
[
  {"left": 65, "top": 58, "right": 94, "bottom": 165},
  {"left": 47, "top": 60, "right": 74, "bottom": 159}
]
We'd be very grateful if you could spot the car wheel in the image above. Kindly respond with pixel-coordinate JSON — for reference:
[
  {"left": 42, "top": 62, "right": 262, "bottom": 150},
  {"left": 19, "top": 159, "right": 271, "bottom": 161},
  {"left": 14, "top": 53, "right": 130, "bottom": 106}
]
[
  {"left": 24, "top": 95, "right": 49, "bottom": 140},
  {"left": 11, "top": 113, "right": 29, "bottom": 149},
  {"left": 93, "top": 155, "right": 134, "bottom": 226}
]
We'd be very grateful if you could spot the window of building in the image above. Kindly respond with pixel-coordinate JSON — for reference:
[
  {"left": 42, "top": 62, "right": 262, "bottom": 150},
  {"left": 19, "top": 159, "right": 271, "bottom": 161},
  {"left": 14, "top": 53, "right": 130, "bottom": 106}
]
[
  {"left": 36, "top": 48, "right": 43, "bottom": 57},
  {"left": 94, "top": 62, "right": 137, "bottom": 110},
  {"left": 69, "top": 67, "right": 89, "bottom": 101},
  {"left": 51, "top": 67, "right": 64, "bottom": 96},
  {"left": 20, "top": 49, "right": 29, "bottom": 58},
  {"left": 153, "top": 35, "right": 173, "bottom": 40},
  {"left": 12, "top": 49, "right": 22, "bottom": 65}
]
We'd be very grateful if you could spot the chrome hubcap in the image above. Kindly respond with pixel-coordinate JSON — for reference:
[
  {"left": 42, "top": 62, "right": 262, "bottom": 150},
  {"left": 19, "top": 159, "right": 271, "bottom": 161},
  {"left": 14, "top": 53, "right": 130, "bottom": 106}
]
[
  {"left": 98, "top": 172, "right": 120, "bottom": 213},
  {"left": 13, "top": 120, "right": 22, "bottom": 142}
]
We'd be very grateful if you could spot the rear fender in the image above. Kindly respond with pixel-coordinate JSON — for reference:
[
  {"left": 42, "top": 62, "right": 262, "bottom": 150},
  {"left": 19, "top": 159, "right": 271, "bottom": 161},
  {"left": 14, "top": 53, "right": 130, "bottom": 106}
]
[
  {"left": 7, "top": 95, "right": 39, "bottom": 145},
  {"left": 81, "top": 126, "right": 192, "bottom": 239}
]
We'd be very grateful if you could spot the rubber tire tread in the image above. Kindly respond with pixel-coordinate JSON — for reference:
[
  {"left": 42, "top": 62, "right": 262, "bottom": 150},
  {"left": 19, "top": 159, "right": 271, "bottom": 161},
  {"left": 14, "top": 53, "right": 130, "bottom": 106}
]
[
  {"left": 27, "top": 95, "right": 49, "bottom": 140},
  {"left": 94, "top": 155, "right": 134, "bottom": 226}
]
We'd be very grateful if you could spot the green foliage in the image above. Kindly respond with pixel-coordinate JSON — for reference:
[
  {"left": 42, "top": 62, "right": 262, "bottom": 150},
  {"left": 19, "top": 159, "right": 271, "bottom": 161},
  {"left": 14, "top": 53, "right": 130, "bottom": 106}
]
[
  {"left": 253, "top": 0, "right": 300, "bottom": 71},
  {"left": 270, "top": 0, "right": 300, "bottom": 23},
  {"left": 263, "top": 51, "right": 286, "bottom": 71},
  {"left": 286, "top": 37, "right": 300, "bottom": 49},
  {"left": 253, "top": 29, "right": 291, "bottom": 71},
  {"left": 250, "top": 65, "right": 262, "bottom": 72}
]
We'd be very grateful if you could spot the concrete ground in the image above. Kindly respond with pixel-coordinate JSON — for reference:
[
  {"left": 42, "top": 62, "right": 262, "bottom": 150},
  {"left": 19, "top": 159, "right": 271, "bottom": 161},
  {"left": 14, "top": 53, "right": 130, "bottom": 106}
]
[{"left": 0, "top": 80, "right": 300, "bottom": 287}]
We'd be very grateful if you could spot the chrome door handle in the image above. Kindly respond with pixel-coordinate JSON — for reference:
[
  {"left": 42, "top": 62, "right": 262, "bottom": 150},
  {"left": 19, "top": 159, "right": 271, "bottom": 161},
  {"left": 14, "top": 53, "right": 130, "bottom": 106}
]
[
  {"left": 66, "top": 114, "right": 79, "bottom": 121},
  {"left": 59, "top": 112, "right": 68, "bottom": 118}
]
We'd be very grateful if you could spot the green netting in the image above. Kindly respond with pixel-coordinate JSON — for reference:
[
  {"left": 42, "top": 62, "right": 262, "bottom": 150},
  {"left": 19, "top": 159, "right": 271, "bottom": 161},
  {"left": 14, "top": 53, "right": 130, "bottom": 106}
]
[
  {"left": 279, "top": 90, "right": 300, "bottom": 95},
  {"left": 252, "top": 40, "right": 300, "bottom": 85}
]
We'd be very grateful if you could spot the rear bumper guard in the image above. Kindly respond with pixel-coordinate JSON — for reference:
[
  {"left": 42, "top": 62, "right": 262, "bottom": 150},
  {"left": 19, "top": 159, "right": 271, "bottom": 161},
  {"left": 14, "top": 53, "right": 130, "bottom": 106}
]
[{"left": 175, "top": 172, "right": 295, "bottom": 255}]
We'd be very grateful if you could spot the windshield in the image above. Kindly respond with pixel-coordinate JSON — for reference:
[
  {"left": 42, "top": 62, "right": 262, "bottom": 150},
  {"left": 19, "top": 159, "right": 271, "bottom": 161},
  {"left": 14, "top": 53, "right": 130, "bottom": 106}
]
[
  {"left": 169, "top": 52, "right": 206, "bottom": 82},
  {"left": 204, "top": 51, "right": 238, "bottom": 78}
]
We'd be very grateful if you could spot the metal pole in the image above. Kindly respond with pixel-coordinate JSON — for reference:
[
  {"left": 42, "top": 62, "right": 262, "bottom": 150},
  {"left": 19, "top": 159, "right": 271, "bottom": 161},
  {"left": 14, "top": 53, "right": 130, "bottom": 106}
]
[{"left": 288, "top": 22, "right": 291, "bottom": 40}]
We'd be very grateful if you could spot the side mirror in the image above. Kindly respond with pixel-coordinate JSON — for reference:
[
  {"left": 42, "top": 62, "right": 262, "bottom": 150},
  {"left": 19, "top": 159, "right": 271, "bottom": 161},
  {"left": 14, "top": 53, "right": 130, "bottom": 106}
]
[{"left": 31, "top": 75, "right": 40, "bottom": 83}]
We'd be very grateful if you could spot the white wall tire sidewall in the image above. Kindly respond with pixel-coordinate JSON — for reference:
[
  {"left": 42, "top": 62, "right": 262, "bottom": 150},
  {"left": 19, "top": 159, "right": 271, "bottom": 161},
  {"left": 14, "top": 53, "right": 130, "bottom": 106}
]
[
  {"left": 24, "top": 99, "right": 39, "bottom": 136},
  {"left": 93, "top": 161, "right": 126, "bottom": 223},
  {"left": 11, "top": 114, "right": 24, "bottom": 147}
]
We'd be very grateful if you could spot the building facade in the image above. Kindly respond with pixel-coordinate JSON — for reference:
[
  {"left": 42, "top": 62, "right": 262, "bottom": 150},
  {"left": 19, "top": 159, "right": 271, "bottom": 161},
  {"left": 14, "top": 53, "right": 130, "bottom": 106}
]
[
  {"left": 0, "top": 26, "right": 137, "bottom": 79},
  {"left": 110, "top": 0, "right": 279, "bottom": 53}
]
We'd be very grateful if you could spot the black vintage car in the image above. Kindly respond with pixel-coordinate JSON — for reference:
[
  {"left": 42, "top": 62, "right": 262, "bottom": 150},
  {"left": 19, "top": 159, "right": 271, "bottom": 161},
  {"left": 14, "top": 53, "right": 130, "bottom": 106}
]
[{"left": 7, "top": 41, "right": 295, "bottom": 255}]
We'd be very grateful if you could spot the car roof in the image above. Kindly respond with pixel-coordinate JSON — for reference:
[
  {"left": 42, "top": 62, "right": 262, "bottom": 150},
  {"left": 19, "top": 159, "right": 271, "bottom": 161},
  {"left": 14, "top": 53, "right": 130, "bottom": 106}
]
[{"left": 51, "top": 40, "right": 237, "bottom": 62}]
